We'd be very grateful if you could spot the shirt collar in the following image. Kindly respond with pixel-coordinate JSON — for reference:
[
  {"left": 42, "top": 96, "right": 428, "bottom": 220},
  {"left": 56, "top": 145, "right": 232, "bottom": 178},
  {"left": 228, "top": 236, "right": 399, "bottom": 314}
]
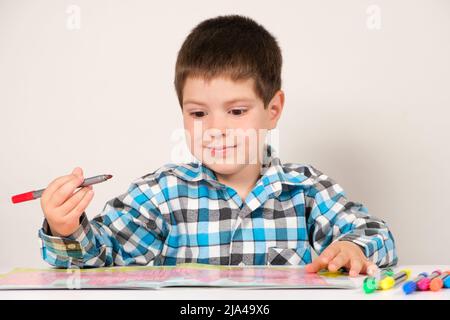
[{"left": 170, "top": 144, "right": 312, "bottom": 190}]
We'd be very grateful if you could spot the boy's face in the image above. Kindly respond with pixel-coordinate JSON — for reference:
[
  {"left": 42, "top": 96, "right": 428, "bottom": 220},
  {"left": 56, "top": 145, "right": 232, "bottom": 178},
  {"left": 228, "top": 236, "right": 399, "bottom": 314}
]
[{"left": 182, "top": 75, "right": 283, "bottom": 176}]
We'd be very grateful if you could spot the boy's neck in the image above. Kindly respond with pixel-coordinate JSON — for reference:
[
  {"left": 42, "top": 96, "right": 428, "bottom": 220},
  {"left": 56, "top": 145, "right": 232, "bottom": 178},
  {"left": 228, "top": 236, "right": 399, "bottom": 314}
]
[{"left": 214, "top": 162, "right": 262, "bottom": 201}]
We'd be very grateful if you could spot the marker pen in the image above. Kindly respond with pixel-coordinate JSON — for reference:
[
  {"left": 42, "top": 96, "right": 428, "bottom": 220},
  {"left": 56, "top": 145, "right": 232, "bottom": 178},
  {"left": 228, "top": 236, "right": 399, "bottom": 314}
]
[
  {"left": 402, "top": 272, "right": 428, "bottom": 295},
  {"left": 430, "top": 272, "right": 449, "bottom": 292},
  {"left": 444, "top": 271, "right": 450, "bottom": 288},
  {"left": 363, "top": 268, "right": 394, "bottom": 294},
  {"left": 417, "top": 270, "right": 441, "bottom": 291},
  {"left": 11, "top": 174, "right": 113, "bottom": 204},
  {"left": 379, "top": 269, "right": 411, "bottom": 290}
]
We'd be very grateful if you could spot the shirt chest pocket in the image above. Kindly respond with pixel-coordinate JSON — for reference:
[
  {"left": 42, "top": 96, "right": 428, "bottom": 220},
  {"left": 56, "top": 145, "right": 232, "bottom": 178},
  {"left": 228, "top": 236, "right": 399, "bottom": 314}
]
[{"left": 266, "top": 247, "right": 310, "bottom": 265}]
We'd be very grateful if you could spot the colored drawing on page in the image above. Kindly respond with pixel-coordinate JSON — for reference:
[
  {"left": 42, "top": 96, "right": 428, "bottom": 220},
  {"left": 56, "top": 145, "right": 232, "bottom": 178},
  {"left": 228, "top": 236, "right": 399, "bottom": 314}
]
[{"left": 0, "top": 264, "right": 355, "bottom": 290}]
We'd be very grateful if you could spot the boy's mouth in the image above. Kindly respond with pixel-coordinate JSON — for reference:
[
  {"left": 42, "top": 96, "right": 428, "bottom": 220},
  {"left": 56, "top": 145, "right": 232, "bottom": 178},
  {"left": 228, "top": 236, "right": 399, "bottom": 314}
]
[{"left": 205, "top": 145, "right": 237, "bottom": 156}]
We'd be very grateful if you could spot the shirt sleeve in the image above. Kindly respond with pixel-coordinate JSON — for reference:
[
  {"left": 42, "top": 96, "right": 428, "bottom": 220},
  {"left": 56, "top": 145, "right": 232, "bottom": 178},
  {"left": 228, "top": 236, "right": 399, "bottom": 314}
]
[
  {"left": 38, "top": 182, "right": 169, "bottom": 268},
  {"left": 304, "top": 166, "right": 398, "bottom": 268}
]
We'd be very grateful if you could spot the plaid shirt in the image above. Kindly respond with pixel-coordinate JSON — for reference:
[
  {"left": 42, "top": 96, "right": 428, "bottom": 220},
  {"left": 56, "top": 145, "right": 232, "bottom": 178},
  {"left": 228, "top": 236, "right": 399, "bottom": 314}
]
[{"left": 38, "top": 145, "right": 398, "bottom": 268}]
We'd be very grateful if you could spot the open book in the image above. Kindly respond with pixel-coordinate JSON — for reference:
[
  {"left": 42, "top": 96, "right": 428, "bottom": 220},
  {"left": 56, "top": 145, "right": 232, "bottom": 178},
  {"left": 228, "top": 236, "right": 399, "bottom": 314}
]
[{"left": 0, "top": 263, "right": 356, "bottom": 290}]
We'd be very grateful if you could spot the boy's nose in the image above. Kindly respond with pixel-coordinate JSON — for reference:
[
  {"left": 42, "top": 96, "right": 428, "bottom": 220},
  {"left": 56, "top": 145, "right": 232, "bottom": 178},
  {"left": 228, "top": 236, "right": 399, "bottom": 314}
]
[
  {"left": 206, "top": 116, "right": 229, "bottom": 134},
  {"left": 204, "top": 129, "right": 227, "bottom": 146},
  {"left": 211, "top": 116, "right": 227, "bottom": 130}
]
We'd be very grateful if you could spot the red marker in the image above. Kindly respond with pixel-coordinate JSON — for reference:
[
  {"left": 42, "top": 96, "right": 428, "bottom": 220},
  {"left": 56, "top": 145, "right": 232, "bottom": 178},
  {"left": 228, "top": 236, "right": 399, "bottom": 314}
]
[{"left": 11, "top": 174, "right": 113, "bottom": 204}]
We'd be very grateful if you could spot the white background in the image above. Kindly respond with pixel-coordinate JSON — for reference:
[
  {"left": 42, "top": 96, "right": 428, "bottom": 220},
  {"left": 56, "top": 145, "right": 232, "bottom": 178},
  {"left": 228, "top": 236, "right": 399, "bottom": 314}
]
[{"left": 1, "top": 0, "right": 449, "bottom": 268}]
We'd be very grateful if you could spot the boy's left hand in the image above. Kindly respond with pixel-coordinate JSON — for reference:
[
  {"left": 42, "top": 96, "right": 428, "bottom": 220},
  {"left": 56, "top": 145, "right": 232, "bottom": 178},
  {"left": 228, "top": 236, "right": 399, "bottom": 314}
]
[{"left": 305, "top": 240, "right": 378, "bottom": 277}]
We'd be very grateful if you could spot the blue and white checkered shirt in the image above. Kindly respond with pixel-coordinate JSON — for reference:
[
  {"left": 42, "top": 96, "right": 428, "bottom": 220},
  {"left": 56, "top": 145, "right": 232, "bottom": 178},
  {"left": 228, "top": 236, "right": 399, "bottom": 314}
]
[{"left": 38, "top": 145, "right": 398, "bottom": 268}]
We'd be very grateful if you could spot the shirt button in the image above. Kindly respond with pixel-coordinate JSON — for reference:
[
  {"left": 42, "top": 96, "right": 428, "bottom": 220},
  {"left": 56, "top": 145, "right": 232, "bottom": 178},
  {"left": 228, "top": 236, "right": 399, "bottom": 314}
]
[{"left": 67, "top": 244, "right": 77, "bottom": 250}]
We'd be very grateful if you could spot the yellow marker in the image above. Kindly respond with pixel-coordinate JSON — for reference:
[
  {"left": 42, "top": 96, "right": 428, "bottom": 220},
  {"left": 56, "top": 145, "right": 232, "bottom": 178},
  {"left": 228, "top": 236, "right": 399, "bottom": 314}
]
[
  {"left": 379, "top": 269, "right": 411, "bottom": 290},
  {"left": 319, "top": 271, "right": 343, "bottom": 278},
  {"left": 318, "top": 268, "right": 347, "bottom": 278}
]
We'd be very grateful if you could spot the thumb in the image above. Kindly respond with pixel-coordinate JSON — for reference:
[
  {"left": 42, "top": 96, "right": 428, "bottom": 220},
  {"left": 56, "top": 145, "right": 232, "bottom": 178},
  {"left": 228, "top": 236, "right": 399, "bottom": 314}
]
[{"left": 72, "top": 167, "right": 84, "bottom": 178}]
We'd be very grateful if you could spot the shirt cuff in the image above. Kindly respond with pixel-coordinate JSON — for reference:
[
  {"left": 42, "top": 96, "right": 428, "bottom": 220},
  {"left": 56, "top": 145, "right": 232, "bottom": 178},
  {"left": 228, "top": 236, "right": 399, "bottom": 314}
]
[
  {"left": 38, "top": 212, "right": 97, "bottom": 260},
  {"left": 337, "top": 233, "right": 381, "bottom": 260}
]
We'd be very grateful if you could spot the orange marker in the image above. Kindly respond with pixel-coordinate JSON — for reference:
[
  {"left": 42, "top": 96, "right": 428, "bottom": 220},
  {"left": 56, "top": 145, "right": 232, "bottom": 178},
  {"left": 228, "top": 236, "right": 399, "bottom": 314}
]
[{"left": 430, "top": 271, "right": 450, "bottom": 291}]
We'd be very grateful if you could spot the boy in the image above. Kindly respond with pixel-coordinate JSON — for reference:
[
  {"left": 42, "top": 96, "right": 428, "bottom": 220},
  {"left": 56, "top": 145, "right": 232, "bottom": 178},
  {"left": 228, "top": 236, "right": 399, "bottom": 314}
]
[{"left": 39, "top": 15, "right": 397, "bottom": 276}]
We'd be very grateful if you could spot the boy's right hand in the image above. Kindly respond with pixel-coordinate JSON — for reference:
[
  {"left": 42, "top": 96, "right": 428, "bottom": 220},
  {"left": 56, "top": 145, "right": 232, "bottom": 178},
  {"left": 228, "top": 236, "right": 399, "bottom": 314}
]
[{"left": 40, "top": 167, "right": 95, "bottom": 237}]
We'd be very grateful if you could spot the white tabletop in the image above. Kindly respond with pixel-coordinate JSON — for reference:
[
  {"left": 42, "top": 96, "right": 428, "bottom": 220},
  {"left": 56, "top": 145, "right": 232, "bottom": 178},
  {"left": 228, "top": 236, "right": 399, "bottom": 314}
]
[{"left": 0, "top": 265, "right": 448, "bottom": 300}]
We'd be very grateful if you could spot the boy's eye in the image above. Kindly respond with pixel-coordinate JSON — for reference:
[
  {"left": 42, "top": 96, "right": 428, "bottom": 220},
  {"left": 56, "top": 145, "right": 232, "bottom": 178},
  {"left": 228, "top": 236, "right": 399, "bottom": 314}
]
[
  {"left": 190, "top": 111, "right": 206, "bottom": 118},
  {"left": 229, "top": 108, "right": 247, "bottom": 116}
]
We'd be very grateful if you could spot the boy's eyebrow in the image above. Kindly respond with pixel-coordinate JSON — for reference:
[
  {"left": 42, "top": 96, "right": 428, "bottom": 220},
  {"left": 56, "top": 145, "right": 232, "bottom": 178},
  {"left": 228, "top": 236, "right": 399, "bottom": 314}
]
[{"left": 183, "top": 98, "right": 254, "bottom": 106}]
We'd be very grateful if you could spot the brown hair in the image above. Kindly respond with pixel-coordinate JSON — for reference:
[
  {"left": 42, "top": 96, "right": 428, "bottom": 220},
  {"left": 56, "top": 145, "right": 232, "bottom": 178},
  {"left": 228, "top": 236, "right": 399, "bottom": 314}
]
[{"left": 174, "top": 15, "right": 282, "bottom": 109}]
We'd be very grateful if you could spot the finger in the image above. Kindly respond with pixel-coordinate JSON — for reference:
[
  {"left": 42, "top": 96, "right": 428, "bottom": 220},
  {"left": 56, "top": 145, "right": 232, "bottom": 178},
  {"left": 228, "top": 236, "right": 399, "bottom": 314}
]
[
  {"left": 59, "top": 185, "right": 93, "bottom": 215},
  {"left": 363, "top": 261, "right": 378, "bottom": 276},
  {"left": 319, "top": 244, "right": 341, "bottom": 265},
  {"left": 66, "top": 187, "right": 94, "bottom": 221},
  {"left": 50, "top": 174, "right": 85, "bottom": 207},
  {"left": 41, "top": 167, "right": 84, "bottom": 204},
  {"left": 348, "top": 258, "right": 363, "bottom": 277},
  {"left": 305, "top": 257, "right": 328, "bottom": 273},
  {"left": 328, "top": 252, "right": 349, "bottom": 272},
  {"left": 72, "top": 167, "right": 83, "bottom": 178},
  {"left": 42, "top": 175, "right": 76, "bottom": 205},
  {"left": 306, "top": 245, "right": 341, "bottom": 273}
]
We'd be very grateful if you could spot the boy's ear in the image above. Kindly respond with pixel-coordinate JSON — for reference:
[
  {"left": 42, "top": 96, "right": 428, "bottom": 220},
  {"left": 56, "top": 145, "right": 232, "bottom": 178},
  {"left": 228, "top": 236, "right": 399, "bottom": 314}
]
[{"left": 267, "top": 90, "right": 285, "bottom": 129}]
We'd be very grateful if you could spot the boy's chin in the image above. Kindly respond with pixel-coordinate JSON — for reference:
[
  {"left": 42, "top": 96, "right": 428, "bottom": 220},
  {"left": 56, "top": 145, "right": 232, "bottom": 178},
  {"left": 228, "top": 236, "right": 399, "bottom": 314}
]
[{"left": 204, "top": 162, "right": 247, "bottom": 176}]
